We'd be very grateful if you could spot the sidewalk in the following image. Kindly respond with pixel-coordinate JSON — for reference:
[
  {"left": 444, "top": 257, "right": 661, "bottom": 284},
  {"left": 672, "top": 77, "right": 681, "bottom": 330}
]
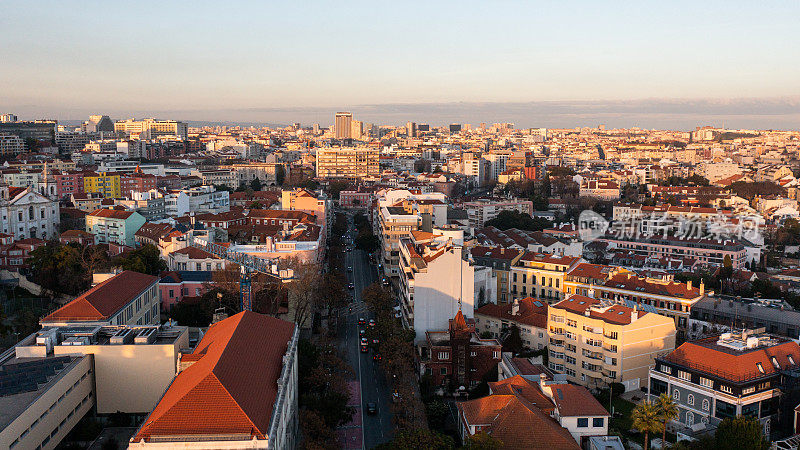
[{"left": 336, "top": 380, "right": 364, "bottom": 449}]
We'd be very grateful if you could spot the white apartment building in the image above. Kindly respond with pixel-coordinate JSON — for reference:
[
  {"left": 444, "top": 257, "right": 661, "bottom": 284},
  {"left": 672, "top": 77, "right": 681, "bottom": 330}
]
[
  {"left": 0, "top": 133, "right": 25, "bottom": 156},
  {"left": 114, "top": 119, "right": 188, "bottom": 140},
  {"left": 461, "top": 198, "right": 534, "bottom": 228},
  {"left": 165, "top": 185, "right": 230, "bottom": 216},
  {"left": 398, "top": 234, "right": 495, "bottom": 343}
]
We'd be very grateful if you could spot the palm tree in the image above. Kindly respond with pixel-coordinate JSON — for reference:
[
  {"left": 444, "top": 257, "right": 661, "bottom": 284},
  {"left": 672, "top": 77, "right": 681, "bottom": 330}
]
[
  {"left": 656, "top": 393, "right": 680, "bottom": 449},
  {"left": 632, "top": 399, "right": 664, "bottom": 450}
]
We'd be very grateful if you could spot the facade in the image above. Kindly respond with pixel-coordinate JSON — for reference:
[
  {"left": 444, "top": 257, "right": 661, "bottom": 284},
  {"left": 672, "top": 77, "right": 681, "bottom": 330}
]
[
  {"left": 159, "top": 271, "right": 213, "bottom": 310},
  {"left": 168, "top": 247, "right": 226, "bottom": 272},
  {"left": 85, "top": 208, "right": 146, "bottom": 246},
  {"left": 475, "top": 297, "right": 549, "bottom": 350},
  {"left": 0, "top": 133, "right": 25, "bottom": 156},
  {"left": 548, "top": 294, "right": 677, "bottom": 391},
  {"left": 0, "top": 323, "right": 189, "bottom": 450},
  {"left": 471, "top": 245, "right": 525, "bottom": 304},
  {"left": 649, "top": 330, "right": 800, "bottom": 440},
  {"left": 315, "top": 146, "right": 379, "bottom": 179},
  {"left": 130, "top": 312, "right": 299, "bottom": 450},
  {"left": 599, "top": 235, "right": 748, "bottom": 269},
  {"left": 117, "top": 190, "right": 167, "bottom": 221},
  {"left": 0, "top": 185, "right": 60, "bottom": 240},
  {"left": 509, "top": 253, "right": 582, "bottom": 304},
  {"left": 421, "top": 311, "right": 501, "bottom": 389},
  {"left": 41, "top": 271, "right": 160, "bottom": 327},
  {"left": 334, "top": 112, "right": 352, "bottom": 139},
  {"left": 461, "top": 199, "right": 533, "bottom": 228},
  {"left": 165, "top": 185, "right": 230, "bottom": 216},
  {"left": 579, "top": 179, "right": 620, "bottom": 200},
  {"left": 114, "top": 118, "right": 188, "bottom": 140},
  {"left": 398, "top": 233, "right": 494, "bottom": 342},
  {"left": 83, "top": 172, "right": 121, "bottom": 198},
  {"left": 564, "top": 263, "right": 706, "bottom": 334}
]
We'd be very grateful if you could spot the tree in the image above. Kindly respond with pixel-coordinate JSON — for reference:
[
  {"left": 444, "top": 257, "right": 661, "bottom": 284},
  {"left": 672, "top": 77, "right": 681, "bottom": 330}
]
[
  {"left": 713, "top": 416, "right": 769, "bottom": 450},
  {"left": 377, "top": 428, "right": 454, "bottom": 450},
  {"left": 502, "top": 325, "right": 524, "bottom": 354},
  {"left": 114, "top": 244, "right": 166, "bottom": 275},
  {"left": 250, "top": 177, "right": 262, "bottom": 191},
  {"left": 632, "top": 400, "right": 663, "bottom": 450},
  {"left": 484, "top": 210, "right": 552, "bottom": 232},
  {"left": 465, "top": 432, "right": 503, "bottom": 449},
  {"left": 655, "top": 393, "right": 679, "bottom": 448},
  {"left": 28, "top": 241, "right": 91, "bottom": 295},
  {"left": 426, "top": 400, "right": 449, "bottom": 430},
  {"left": 355, "top": 232, "right": 380, "bottom": 253},
  {"left": 275, "top": 165, "right": 286, "bottom": 186}
]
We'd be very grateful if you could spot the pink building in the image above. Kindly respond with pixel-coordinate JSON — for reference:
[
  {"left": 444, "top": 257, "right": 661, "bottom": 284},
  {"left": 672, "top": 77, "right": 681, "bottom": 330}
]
[
  {"left": 55, "top": 171, "right": 86, "bottom": 199},
  {"left": 159, "top": 271, "right": 213, "bottom": 310},
  {"left": 340, "top": 190, "right": 373, "bottom": 209}
]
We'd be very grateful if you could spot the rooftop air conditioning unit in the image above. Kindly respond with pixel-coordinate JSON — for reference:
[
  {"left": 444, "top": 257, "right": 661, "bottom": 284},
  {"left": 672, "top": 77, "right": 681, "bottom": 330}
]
[
  {"left": 134, "top": 328, "right": 157, "bottom": 345},
  {"left": 110, "top": 328, "right": 135, "bottom": 345}
]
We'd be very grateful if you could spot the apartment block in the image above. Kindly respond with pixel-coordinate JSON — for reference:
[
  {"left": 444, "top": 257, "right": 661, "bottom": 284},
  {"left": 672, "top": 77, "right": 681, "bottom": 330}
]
[
  {"left": 509, "top": 253, "right": 582, "bottom": 303},
  {"left": 85, "top": 208, "right": 146, "bottom": 246},
  {"left": 460, "top": 198, "right": 534, "bottom": 228},
  {"left": 548, "top": 294, "right": 676, "bottom": 391},
  {"left": 649, "top": 330, "right": 800, "bottom": 440},
  {"left": 315, "top": 146, "right": 379, "bottom": 179}
]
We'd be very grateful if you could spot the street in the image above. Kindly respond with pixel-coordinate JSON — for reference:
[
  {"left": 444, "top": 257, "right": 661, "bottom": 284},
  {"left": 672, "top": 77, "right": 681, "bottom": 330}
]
[{"left": 337, "top": 215, "right": 394, "bottom": 449}]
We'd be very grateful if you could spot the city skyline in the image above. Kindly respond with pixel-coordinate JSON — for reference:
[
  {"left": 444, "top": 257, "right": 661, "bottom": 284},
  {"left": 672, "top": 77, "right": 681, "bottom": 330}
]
[{"left": 3, "top": 1, "right": 800, "bottom": 129}]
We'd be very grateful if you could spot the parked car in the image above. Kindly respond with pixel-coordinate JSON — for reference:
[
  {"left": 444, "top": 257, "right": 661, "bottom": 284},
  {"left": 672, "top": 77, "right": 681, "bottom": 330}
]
[{"left": 366, "top": 402, "right": 377, "bottom": 414}]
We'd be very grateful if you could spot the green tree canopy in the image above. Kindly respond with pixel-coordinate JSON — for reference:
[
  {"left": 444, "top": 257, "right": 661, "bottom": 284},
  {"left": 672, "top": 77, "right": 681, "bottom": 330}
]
[
  {"left": 713, "top": 416, "right": 769, "bottom": 450},
  {"left": 484, "top": 210, "right": 552, "bottom": 232}
]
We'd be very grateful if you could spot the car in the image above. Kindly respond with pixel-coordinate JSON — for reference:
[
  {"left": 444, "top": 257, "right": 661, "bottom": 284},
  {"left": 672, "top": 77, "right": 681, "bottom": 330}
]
[
  {"left": 366, "top": 402, "right": 377, "bottom": 414},
  {"left": 348, "top": 283, "right": 355, "bottom": 289},
  {"left": 368, "top": 319, "right": 376, "bottom": 327},
  {"left": 358, "top": 318, "right": 366, "bottom": 326},
  {"left": 360, "top": 345, "right": 368, "bottom": 353},
  {"left": 373, "top": 353, "right": 381, "bottom": 362},
  {"left": 360, "top": 337, "right": 368, "bottom": 346},
  {"left": 347, "top": 266, "right": 353, "bottom": 272},
  {"left": 359, "top": 329, "right": 365, "bottom": 336},
  {"left": 371, "top": 338, "right": 380, "bottom": 345}
]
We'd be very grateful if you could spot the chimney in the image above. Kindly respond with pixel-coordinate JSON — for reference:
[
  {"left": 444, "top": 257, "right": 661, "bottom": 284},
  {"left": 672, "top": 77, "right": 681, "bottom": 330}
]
[
  {"left": 631, "top": 304, "right": 639, "bottom": 323},
  {"left": 511, "top": 299, "right": 519, "bottom": 316},
  {"left": 687, "top": 280, "right": 692, "bottom": 290},
  {"left": 700, "top": 280, "right": 705, "bottom": 296}
]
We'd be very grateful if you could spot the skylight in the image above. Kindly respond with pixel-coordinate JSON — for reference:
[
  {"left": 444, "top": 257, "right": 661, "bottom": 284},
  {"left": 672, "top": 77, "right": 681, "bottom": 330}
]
[
  {"left": 771, "top": 357, "right": 781, "bottom": 370},
  {"left": 756, "top": 363, "right": 765, "bottom": 374},
  {"left": 789, "top": 355, "right": 796, "bottom": 366}
]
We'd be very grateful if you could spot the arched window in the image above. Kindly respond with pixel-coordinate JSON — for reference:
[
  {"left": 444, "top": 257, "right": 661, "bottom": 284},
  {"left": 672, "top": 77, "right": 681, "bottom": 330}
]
[
  {"left": 702, "top": 399, "right": 710, "bottom": 411},
  {"left": 28, "top": 206, "right": 33, "bottom": 219},
  {"left": 687, "top": 394, "right": 694, "bottom": 406},
  {"left": 673, "top": 390, "right": 680, "bottom": 401},
  {"left": 686, "top": 411, "right": 694, "bottom": 426}
]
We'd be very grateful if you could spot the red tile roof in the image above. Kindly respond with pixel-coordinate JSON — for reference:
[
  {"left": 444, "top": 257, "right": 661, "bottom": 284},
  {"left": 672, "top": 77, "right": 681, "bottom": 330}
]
[
  {"left": 88, "top": 208, "right": 135, "bottom": 219},
  {"left": 546, "top": 383, "right": 610, "bottom": 417},
  {"left": 171, "top": 246, "right": 221, "bottom": 260},
  {"left": 41, "top": 271, "right": 157, "bottom": 322},
  {"left": 133, "top": 312, "right": 295, "bottom": 442},
  {"left": 475, "top": 297, "right": 548, "bottom": 328},
  {"left": 663, "top": 336, "right": 800, "bottom": 382}
]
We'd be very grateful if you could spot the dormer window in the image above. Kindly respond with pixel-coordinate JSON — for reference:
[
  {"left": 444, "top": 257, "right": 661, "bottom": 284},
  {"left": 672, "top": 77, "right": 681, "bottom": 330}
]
[
  {"left": 756, "top": 363, "right": 765, "bottom": 374},
  {"left": 789, "top": 355, "right": 796, "bottom": 366},
  {"left": 771, "top": 357, "right": 781, "bottom": 370}
]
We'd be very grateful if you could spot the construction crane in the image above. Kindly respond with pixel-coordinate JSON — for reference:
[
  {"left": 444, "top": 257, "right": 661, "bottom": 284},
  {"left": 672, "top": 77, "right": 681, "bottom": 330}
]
[{"left": 190, "top": 240, "right": 293, "bottom": 312}]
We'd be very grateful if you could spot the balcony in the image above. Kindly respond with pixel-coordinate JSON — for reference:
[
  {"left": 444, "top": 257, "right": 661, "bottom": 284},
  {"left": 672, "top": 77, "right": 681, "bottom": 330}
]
[{"left": 549, "top": 339, "right": 564, "bottom": 348}]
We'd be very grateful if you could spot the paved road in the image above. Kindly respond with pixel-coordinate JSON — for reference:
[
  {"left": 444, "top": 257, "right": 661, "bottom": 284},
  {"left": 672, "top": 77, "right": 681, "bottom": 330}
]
[{"left": 338, "top": 216, "right": 394, "bottom": 449}]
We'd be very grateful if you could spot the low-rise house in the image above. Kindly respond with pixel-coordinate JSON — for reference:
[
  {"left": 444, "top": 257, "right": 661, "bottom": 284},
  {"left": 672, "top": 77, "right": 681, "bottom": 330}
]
[
  {"left": 158, "top": 271, "right": 213, "bottom": 310},
  {"left": 85, "top": 208, "right": 146, "bottom": 247},
  {"left": 167, "top": 246, "right": 226, "bottom": 272}
]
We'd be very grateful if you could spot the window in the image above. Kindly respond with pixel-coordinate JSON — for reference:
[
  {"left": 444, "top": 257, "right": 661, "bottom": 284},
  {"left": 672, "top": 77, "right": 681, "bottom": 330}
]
[
  {"left": 438, "top": 352, "right": 449, "bottom": 360},
  {"left": 756, "top": 362, "right": 765, "bottom": 374},
  {"left": 743, "top": 386, "right": 756, "bottom": 395},
  {"left": 720, "top": 385, "right": 733, "bottom": 394},
  {"left": 660, "top": 364, "right": 672, "bottom": 375},
  {"left": 577, "top": 417, "right": 589, "bottom": 428},
  {"left": 678, "top": 370, "right": 691, "bottom": 381},
  {"left": 687, "top": 394, "right": 694, "bottom": 406},
  {"left": 593, "top": 417, "right": 604, "bottom": 427},
  {"left": 700, "top": 377, "right": 713, "bottom": 388},
  {"left": 715, "top": 400, "right": 736, "bottom": 419},
  {"left": 440, "top": 367, "right": 447, "bottom": 375},
  {"left": 673, "top": 390, "right": 680, "bottom": 401},
  {"left": 702, "top": 399, "right": 710, "bottom": 411}
]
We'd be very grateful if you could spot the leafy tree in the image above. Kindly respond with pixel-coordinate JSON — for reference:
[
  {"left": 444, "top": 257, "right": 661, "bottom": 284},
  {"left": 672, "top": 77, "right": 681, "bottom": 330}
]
[
  {"left": 249, "top": 201, "right": 263, "bottom": 209},
  {"left": 729, "top": 181, "right": 786, "bottom": 201},
  {"left": 327, "top": 180, "right": 349, "bottom": 200},
  {"left": 114, "top": 244, "right": 166, "bottom": 275},
  {"left": 502, "top": 325, "right": 524, "bottom": 354},
  {"left": 484, "top": 210, "right": 552, "bottom": 232},
  {"left": 355, "top": 232, "right": 380, "bottom": 253},
  {"left": 28, "top": 241, "right": 91, "bottom": 295},
  {"left": 548, "top": 166, "right": 575, "bottom": 177},
  {"left": 655, "top": 393, "right": 679, "bottom": 448},
  {"left": 275, "top": 165, "right": 286, "bottom": 186},
  {"left": 632, "top": 400, "right": 663, "bottom": 450},
  {"left": 377, "top": 428, "right": 454, "bottom": 450},
  {"left": 250, "top": 177, "right": 262, "bottom": 191},
  {"left": 425, "top": 400, "right": 449, "bottom": 430},
  {"left": 465, "top": 432, "right": 503, "bottom": 449},
  {"left": 713, "top": 416, "right": 769, "bottom": 450}
]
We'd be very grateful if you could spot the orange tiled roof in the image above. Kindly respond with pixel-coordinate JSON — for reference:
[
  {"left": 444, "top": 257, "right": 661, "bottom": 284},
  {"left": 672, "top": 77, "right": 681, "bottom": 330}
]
[
  {"left": 41, "top": 271, "right": 157, "bottom": 322},
  {"left": 88, "top": 208, "right": 135, "bottom": 219},
  {"left": 133, "top": 312, "right": 295, "bottom": 442}
]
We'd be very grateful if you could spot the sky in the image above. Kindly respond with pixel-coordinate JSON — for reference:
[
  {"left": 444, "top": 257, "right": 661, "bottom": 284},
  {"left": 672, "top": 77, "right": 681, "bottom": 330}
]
[{"left": 2, "top": 1, "right": 799, "bottom": 129}]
